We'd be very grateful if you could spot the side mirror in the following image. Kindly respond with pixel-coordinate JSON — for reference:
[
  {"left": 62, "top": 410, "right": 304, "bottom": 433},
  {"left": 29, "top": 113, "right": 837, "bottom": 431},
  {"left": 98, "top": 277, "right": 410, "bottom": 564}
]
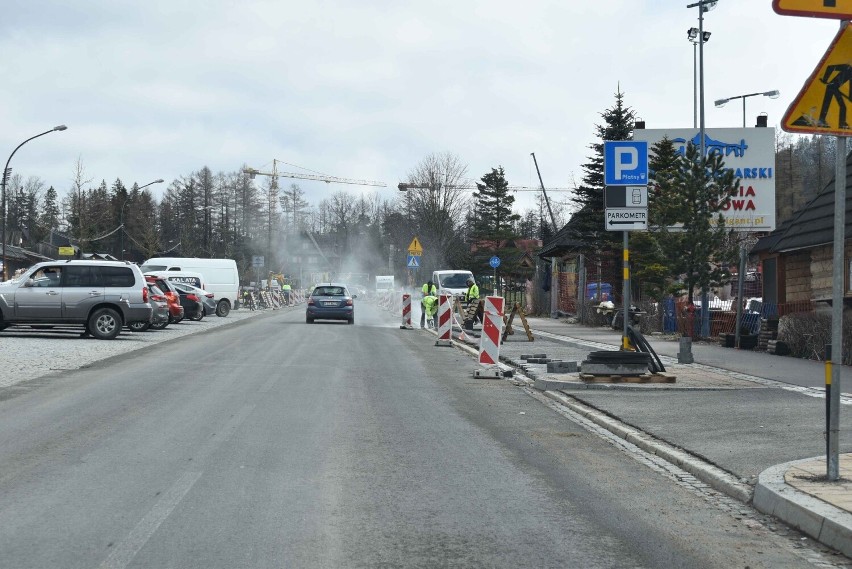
[
  {"left": 24, "top": 278, "right": 35, "bottom": 287},
  {"left": 352, "top": 294, "right": 358, "bottom": 299}
]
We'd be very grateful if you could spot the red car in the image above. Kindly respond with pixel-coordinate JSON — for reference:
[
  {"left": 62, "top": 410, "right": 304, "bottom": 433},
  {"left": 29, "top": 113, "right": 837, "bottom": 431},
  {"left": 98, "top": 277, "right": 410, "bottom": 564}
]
[{"left": 145, "top": 275, "right": 184, "bottom": 323}]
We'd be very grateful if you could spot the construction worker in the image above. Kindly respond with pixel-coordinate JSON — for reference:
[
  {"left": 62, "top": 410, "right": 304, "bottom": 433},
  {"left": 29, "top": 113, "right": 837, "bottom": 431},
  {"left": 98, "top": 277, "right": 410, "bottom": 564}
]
[
  {"left": 464, "top": 277, "right": 481, "bottom": 331},
  {"left": 421, "top": 293, "right": 439, "bottom": 329},
  {"left": 420, "top": 279, "right": 437, "bottom": 328},
  {"left": 282, "top": 282, "right": 292, "bottom": 305}
]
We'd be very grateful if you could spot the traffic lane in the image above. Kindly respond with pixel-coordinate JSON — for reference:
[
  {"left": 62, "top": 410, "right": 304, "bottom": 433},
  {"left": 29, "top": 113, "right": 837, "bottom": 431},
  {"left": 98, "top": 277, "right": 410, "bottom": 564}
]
[
  {"left": 107, "top": 304, "right": 651, "bottom": 568},
  {"left": 528, "top": 318, "right": 852, "bottom": 390},
  {"left": 0, "top": 303, "right": 827, "bottom": 568},
  {"left": 567, "top": 388, "right": 852, "bottom": 481}
]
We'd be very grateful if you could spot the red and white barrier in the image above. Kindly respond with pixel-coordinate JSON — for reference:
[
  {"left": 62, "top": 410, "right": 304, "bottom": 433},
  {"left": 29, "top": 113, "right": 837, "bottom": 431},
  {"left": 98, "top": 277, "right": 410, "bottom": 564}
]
[
  {"left": 478, "top": 296, "right": 504, "bottom": 365},
  {"left": 400, "top": 293, "right": 413, "bottom": 329},
  {"left": 435, "top": 294, "right": 452, "bottom": 346}
]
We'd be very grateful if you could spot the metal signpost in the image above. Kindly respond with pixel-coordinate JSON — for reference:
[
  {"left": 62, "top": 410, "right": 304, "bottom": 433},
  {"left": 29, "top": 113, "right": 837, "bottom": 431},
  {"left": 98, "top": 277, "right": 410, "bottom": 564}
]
[
  {"left": 490, "top": 255, "right": 500, "bottom": 296},
  {"left": 777, "top": 8, "right": 850, "bottom": 481},
  {"left": 603, "top": 141, "right": 648, "bottom": 350},
  {"left": 408, "top": 236, "right": 422, "bottom": 277}
]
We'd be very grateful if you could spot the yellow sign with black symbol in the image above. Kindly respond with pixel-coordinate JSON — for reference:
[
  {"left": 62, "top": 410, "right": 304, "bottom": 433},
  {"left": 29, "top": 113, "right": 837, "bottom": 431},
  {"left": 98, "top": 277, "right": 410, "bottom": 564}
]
[
  {"left": 773, "top": 0, "right": 852, "bottom": 19},
  {"left": 407, "top": 236, "right": 422, "bottom": 255},
  {"left": 782, "top": 24, "right": 852, "bottom": 136},
  {"left": 58, "top": 246, "right": 76, "bottom": 256}
]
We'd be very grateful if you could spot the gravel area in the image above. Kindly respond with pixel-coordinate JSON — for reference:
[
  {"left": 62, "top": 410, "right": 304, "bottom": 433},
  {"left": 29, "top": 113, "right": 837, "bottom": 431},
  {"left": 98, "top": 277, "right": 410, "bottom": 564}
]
[{"left": 0, "top": 307, "right": 280, "bottom": 388}]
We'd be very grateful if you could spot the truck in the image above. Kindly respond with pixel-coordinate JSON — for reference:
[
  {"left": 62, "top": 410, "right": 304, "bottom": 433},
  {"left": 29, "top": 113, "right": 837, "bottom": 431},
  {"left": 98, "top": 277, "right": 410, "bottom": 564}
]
[
  {"left": 375, "top": 275, "right": 395, "bottom": 295},
  {"left": 431, "top": 269, "right": 474, "bottom": 300}
]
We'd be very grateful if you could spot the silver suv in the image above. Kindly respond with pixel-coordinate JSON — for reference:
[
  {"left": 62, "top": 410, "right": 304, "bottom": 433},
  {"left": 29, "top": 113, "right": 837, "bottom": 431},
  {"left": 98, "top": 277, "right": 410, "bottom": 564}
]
[{"left": 0, "top": 260, "right": 153, "bottom": 340}]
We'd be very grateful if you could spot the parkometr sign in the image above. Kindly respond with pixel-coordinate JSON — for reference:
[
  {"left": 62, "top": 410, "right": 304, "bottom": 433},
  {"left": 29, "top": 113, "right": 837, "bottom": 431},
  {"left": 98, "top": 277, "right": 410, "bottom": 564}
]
[{"left": 632, "top": 127, "right": 776, "bottom": 232}]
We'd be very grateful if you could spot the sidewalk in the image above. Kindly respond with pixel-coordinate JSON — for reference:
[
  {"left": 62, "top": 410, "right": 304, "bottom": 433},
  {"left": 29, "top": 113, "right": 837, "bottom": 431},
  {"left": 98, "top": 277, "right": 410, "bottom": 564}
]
[{"left": 450, "top": 316, "right": 852, "bottom": 557}]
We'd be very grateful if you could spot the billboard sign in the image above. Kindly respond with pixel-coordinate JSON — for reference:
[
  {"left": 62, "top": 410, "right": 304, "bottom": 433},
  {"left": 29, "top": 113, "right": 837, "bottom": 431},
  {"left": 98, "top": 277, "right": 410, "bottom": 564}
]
[{"left": 632, "top": 127, "right": 776, "bottom": 232}]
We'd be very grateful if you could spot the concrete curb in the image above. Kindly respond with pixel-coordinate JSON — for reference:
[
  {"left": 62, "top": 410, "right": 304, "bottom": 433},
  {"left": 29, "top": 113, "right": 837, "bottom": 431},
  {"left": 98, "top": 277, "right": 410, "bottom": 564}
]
[{"left": 753, "top": 458, "right": 852, "bottom": 558}]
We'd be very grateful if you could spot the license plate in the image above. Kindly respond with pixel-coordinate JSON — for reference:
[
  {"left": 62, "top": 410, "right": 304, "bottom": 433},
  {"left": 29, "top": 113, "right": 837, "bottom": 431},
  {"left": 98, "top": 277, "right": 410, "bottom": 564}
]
[{"left": 323, "top": 301, "right": 337, "bottom": 306}]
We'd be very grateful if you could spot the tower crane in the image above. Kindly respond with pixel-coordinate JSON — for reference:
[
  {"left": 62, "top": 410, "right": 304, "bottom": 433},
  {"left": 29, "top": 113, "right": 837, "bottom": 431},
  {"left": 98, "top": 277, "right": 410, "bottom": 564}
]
[{"left": 243, "top": 159, "right": 386, "bottom": 187}]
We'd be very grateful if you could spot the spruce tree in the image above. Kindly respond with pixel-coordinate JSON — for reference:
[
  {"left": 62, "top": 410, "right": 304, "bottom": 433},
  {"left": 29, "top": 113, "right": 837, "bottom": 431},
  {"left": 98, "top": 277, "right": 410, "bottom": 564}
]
[
  {"left": 569, "top": 89, "right": 635, "bottom": 253},
  {"left": 471, "top": 166, "right": 520, "bottom": 276}
]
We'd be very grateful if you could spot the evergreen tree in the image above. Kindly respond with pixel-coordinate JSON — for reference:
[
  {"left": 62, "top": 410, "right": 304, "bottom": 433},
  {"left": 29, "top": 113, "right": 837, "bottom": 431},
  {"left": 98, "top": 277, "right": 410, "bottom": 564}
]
[
  {"left": 651, "top": 142, "right": 739, "bottom": 302},
  {"left": 568, "top": 88, "right": 635, "bottom": 253},
  {"left": 40, "top": 185, "right": 60, "bottom": 234}
]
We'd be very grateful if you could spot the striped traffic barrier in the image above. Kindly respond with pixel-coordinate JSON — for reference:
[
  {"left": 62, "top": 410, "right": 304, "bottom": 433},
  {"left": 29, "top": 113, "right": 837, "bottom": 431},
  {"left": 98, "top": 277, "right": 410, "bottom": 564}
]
[
  {"left": 478, "top": 296, "right": 504, "bottom": 367},
  {"left": 435, "top": 294, "right": 452, "bottom": 347},
  {"left": 400, "top": 294, "right": 413, "bottom": 329}
]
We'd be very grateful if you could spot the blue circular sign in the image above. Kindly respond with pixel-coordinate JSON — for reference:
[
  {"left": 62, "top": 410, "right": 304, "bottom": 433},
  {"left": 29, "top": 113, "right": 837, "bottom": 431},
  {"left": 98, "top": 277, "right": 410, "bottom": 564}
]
[{"left": 489, "top": 256, "right": 501, "bottom": 268}]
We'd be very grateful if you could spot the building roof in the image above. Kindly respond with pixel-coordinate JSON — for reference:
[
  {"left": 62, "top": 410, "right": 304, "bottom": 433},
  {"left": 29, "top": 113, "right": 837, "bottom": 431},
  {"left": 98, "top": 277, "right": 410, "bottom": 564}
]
[{"left": 752, "top": 150, "right": 852, "bottom": 255}]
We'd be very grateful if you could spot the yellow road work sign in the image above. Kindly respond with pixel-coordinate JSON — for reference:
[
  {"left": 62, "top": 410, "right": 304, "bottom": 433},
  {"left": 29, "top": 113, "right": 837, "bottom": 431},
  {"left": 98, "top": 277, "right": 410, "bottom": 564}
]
[
  {"left": 773, "top": 0, "right": 852, "bottom": 19},
  {"left": 408, "top": 236, "right": 422, "bottom": 254},
  {"left": 58, "top": 246, "right": 76, "bottom": 256},
  {"left": 782, "top": 24, "right": 852, "bottom": 136}
]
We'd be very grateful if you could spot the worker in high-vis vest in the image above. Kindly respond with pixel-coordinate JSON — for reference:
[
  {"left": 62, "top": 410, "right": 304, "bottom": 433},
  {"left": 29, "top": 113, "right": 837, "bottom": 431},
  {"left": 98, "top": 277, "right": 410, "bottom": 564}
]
[
  {"left": 464, "top": 277, "right": 481, "bottom": 331},
  {"left": 421, "top": 293, "right": 439, "bottom": 329},
  {"left": 420, "top": 280, "right": 437, "bottom": 328},
  {"left": 282, "top": 282, "right": 292, "bottom": 305}
]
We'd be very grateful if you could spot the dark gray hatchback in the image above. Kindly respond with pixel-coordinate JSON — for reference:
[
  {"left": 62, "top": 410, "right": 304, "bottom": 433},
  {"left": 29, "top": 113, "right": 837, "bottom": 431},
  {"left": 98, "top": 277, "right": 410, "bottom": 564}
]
[
  {"left": 0, "top": 260, "right": 152, "bottom": 339},
  {"left": 306, "top": 283, "right": 355, "bottom": 324}
]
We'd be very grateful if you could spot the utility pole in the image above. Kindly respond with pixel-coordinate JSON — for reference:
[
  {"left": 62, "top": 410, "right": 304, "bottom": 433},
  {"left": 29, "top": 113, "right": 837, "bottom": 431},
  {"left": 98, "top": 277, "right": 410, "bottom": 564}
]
[{"left": 531, "top": 153, "right": 560, "bottom": 319}]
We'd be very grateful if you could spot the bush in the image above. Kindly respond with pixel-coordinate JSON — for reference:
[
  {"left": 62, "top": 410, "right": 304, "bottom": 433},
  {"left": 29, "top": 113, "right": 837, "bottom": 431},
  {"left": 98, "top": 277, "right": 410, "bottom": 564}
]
[{"left": 777, "top": 311, "right": 852, "bottom": 364}]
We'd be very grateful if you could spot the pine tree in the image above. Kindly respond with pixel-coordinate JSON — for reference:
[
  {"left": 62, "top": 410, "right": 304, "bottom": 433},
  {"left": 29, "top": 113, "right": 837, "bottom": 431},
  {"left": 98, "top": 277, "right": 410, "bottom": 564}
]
[
  {"left": 569, "top": 88, "right": 635, "bottom": 253},
  {"left": 471, "top": 166, "right": 521, "bottom": 278}
]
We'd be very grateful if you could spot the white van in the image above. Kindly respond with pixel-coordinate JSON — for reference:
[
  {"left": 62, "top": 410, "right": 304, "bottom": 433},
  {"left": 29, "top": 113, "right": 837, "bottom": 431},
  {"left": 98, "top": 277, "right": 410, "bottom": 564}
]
[
  {"left": 140, "top": 258, "right": 239, "bottom": 317},
  {"left": 431, "top": 269, "right": 474, "bottom": 300},
  {"left": 144, "top": 270, "right": 206, "bottom": 291}
]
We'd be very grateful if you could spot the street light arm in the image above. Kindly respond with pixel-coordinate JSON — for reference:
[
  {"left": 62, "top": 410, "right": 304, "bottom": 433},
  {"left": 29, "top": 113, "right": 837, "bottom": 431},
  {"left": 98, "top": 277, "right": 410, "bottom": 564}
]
[{"left": 3, "top": 126, "right": 67, "bottom": 182}]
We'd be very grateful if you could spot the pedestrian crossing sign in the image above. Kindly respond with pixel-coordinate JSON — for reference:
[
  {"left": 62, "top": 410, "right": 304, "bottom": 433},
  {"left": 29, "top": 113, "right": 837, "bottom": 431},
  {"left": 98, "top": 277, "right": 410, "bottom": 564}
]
[
  {"left": 782, "top": 24, "right": 852, "bottom": 135},
  {"left": 407, "top": 255, "right": 419, "bottom": 268}
]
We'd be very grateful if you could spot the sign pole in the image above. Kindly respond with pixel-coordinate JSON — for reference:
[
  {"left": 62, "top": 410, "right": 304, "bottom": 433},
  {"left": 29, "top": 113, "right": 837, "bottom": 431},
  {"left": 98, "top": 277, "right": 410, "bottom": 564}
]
[
  {"left": 828, "top": 133, "right": 845, "bottom": 481},
  {"left": 622, "top": 231, "right": 630, "bottom": 350}
]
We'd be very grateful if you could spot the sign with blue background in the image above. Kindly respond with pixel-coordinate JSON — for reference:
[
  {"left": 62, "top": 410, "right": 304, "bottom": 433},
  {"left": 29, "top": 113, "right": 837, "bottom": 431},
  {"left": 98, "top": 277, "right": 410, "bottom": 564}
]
[
  {"left": 604, "top": 141, "right": 648, "bottom": 186},
  {"left": 489, "top": 256, "right": 501, "bottom": 269}
]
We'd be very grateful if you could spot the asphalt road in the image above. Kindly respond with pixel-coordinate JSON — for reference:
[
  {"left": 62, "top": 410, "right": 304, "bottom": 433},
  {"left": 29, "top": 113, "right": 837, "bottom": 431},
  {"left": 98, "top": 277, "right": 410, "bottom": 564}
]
[{"left": 0, "top": 302, "right": 843, "bottom": 568}]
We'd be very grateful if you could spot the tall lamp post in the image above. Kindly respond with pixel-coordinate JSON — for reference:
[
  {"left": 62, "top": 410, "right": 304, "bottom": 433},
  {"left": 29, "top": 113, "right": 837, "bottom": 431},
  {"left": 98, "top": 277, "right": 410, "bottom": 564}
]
[
  {"left": 1, "top": 125, "right": 67, "bottom": 281},
  {"left": 687, "top": 0, "right": 717, "bottom": 338},
  {"left": 120, "top": 178, "right": 164, "bottom": 260},
  {"left": 714, "top": 90, "right": 780, "bottom": 127},
  {"left": 687, "top": 28, "right": 711, "bottom": 129}
]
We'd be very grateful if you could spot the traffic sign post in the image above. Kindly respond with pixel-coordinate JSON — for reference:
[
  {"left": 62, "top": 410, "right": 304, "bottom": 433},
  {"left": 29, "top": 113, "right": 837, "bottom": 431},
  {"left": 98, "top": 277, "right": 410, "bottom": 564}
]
[
  {"left": 604, "top": 142, "right": 649, "bottom": 351},
  {"left": 407, "top": 255, "right": 420, "bottom": 269},
  {"left": 490, "top": 256, "right": 501, "bottom": 296},
  {"left": 779, "top": 14, "right": 846, "bottom": 481}
]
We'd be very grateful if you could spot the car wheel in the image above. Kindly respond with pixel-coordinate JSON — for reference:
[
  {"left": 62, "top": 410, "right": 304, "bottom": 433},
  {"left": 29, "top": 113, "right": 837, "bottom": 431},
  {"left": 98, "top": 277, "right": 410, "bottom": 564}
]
[
  {"left": 306, "top": 316, "right": 314, "bottom": 323},
  {"left": 88, "top": 307, "right": 122, "bottom": 340},
  {"left": 216, "top": 300, "right": 231, "bottom": 317},
  {"left": 191, "top": 311, "right": 203, "bottom": 321},
  {"left": 348, "top": 316, "right": 354, "bottom": 325},
  {"left": 128, "top": 320, "right": 151, "bottom": 332},
  {"left": 150, "top": 319, "right": 169, "bottom": 330}
]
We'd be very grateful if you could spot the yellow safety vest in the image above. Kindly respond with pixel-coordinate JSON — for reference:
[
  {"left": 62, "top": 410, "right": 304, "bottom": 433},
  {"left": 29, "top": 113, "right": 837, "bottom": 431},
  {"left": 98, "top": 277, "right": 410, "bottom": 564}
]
[
  {"left": 422, "top": 283, "right": 436, "bottom": 296},
  {"left": 466, "top": 283, "right": 479, "bottom": 302}
]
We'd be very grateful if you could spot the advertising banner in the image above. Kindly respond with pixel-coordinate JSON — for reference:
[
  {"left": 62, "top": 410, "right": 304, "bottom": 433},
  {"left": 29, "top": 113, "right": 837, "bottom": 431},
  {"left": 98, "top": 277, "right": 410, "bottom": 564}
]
[{"left": 633, "top": 127, "right": 776, "bottom": 232}]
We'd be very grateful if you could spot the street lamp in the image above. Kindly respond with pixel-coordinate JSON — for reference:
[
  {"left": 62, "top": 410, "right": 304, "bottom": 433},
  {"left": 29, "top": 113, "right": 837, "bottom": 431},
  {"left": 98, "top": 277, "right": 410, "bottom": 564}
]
[
  {"left": 687, "top": 27, "right": 711, "bottom": 129},
  {"left": 714, "top": 90, "right": 780, "bottom": 127},
  {"left": 120, "top": 178, "right": 164, "bottom": 260},
  {"left": 1, "top": 125, "right": 67, "bottom": 281},
  {"left": 687, "top": 0, "right": 717, "bottom": 339}
]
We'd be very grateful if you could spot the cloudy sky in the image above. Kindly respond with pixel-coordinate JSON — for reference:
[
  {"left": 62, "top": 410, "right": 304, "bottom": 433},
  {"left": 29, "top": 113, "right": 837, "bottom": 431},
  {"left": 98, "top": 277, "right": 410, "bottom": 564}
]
[{"left": 0, "top": 1, "right": 841, "bottom": 215}]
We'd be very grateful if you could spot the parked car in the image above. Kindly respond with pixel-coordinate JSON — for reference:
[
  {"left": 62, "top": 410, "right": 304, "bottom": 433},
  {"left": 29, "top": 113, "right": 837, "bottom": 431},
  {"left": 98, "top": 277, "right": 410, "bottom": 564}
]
[
  {"left": 129, "top": 284, "right": 170, "bottom": 331},
  {"left": 172, "top": 282, "right": 216, "bottom": 318},
  {"left": 145, "top": 275, "right": 184, "bottom": 323},
  {"left": 0, "top": 260, "right": 152, "bottom": 340},
  {"left": 172, "top": 284, "right": 204, "bottom": 321},
  {"left": 306, "top": 282, "right": 355, "bottom": 324}
]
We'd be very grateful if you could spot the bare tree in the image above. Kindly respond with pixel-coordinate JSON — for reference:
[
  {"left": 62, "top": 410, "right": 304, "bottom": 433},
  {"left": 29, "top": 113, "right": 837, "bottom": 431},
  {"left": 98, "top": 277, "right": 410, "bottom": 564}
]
[{"left": 403, "top": 152, "right": 469, "bottom": 268}]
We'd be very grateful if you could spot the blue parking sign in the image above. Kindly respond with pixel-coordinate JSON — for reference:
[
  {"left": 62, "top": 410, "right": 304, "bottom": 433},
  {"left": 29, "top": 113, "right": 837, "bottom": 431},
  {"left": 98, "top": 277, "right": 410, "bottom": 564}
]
[{"left": 604, "top": 141, "right": 648, "bottom": 186}]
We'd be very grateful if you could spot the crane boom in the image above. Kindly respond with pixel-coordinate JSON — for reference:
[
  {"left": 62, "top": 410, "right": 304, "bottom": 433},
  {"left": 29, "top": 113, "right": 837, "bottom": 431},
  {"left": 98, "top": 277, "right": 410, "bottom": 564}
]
[
  {"left": 397, "top": 182, "right": 569, "bottom": 192},
  {"left": 244, "top": 159, "right": 386, "bottom": 187}
]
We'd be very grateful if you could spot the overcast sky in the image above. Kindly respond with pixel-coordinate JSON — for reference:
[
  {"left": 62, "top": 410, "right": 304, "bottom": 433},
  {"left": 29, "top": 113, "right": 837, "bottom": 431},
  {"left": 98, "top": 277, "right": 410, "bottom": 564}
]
[{"left": 0, "top": 1, "right": 841, "bottom": 216}]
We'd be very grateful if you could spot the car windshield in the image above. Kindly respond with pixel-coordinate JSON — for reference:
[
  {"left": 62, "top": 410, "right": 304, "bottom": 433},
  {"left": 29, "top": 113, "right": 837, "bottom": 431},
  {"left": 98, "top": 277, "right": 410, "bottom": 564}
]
[
  {"left": 313, "top": 286, "right": 346, "bottom": 297},
  {"left": 439, "top": 273, "right": 471, "bottom": 288}
]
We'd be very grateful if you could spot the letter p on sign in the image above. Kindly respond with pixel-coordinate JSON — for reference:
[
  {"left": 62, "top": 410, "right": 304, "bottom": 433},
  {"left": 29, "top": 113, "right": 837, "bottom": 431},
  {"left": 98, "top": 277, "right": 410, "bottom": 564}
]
[{"left": 604, "top": 141, "right": 648, "bottom": 186}]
